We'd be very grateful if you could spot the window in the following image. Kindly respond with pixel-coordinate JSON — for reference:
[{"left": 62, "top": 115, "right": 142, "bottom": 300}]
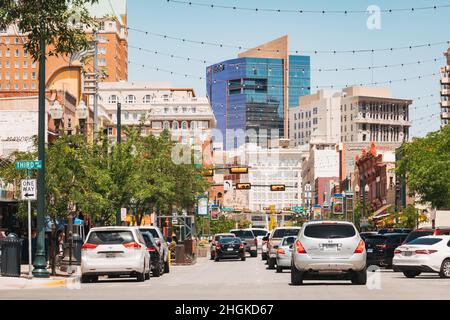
[
  {"left": 14, "top": 37, "right": 19, "bottom": 44},
  {"left": 14, "top": 49, "right": 19, "bottom": 57},
  {"left": 108, "top": 95, "right": 118, "bottom": 104},
  {"left": 164, "top": 107, "right": 169, "bottom": 113},
  {"left": 5, "top": 61, "right": 10, "bottom": 68},
  {"left": 98, "top": 47, "right": 106, "bottom": 55},
  {"left": 32, "top": 62, "right": 36, "bottom": 68},
  {"left": 181, "top": 121, "right": 188, "bottom": 130},
  {"left": 5, "top": 49, "right": 10, "bottom": 57},
  {"left": 143, "top": 95, "right": 153, "bottom": 103},
  {"left": 23, "top": 72, "right": 28, "bottom": 80},
  {"left": 0, "top": 50, "right": 2, "bottom": 57},
  {"left": 125, "top": 95, "right": 136, "bottom": 104},
  {"left": 14, "top": 61, "right": 19, "bottom": 68},
  {"left": 304, "top": 224, "right": 356, "bottom": 239},
  {"left": 14, "top": 83, "right": 19, "bottom": 90},
  {"left": 23, "top": 50, "right": 28, "bottom": 57},
  {"left": 191, "top": 107, "right": 196, "bottom": 113},
  {"left": 23, "top": 83, "right": 28, "bottom": 89},
  {"left": 98, "top": 58, "right": 106, "bottom": 66},
  {"left": 31, "top": 72, "right": 36, "bottom": 80},
  {"left": 14, "top": 72, "right": 19, "bottom": 80},
  {"left": 172, "top": 121, "right": 179, "bottom": 130},
  {"left": 32, "top": 83, "right": 36, "bottom": 90},
  {"left": 5, "top": 38, "right": 10, "bottom": 45},
  {"left": 163, "top": 121, "right": 170, "bottom": 130},
  {"left": 23, "top": 61, "right": 28, "bottom": 68}
]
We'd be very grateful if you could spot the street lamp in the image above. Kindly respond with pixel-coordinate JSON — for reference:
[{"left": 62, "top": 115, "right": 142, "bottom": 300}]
[
  {"left": 76, "top": 100, "right": 88, "bottom": 135},
  {"left": 49, "top": 101, "right": 63, "bottom": 135}
]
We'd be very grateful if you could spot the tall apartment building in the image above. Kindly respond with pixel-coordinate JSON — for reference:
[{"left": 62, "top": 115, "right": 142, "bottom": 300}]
[
  {"left": 0, "top": 0, "right": 128, "bottom": 91},
  {"left": 440, "top": 47, "right": 450, "bottom": 127},
  {"left": 289, "top": 90, "right": 342, "bottom": 147},
  {"left": 206, "top": 36, "right": 310, "bottom": 149}
]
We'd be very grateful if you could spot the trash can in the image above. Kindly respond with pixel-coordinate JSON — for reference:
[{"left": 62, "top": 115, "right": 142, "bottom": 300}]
[
  {"left": 0, "top": 234, "right": 24, "bottom": 277},
  {"left": 175, "top": 245, "right": 185, "bottom": 264},
  {"left": 72, "top": 234, "right": 83, "bottom": 265}
]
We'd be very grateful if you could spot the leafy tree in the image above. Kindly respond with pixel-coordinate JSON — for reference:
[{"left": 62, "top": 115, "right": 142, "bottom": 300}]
[{"left": 397, "top": 126, "right": 450, "bottom": 209}]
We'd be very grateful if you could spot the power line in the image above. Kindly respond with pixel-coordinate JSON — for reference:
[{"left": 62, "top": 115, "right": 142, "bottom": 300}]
[
  {"left": 128, "top": 26, "right": 450, "bottom": 55},
  {"left": 164, "top": 1, "right": 450, "bottom": 15},
  {"left": 129, "top": 44, "right": 444, "bottom": 72}
]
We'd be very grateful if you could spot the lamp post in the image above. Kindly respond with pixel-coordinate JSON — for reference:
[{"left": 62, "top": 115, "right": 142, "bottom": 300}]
[
  {"left": 116, "top": 101, "right": 122, "bottom": 226},
  {"left": 49, "top": 101, "right": 63, "bottom": 135},
  {"left": 76, "top": 100, "right": 88, "bottom": 135}
]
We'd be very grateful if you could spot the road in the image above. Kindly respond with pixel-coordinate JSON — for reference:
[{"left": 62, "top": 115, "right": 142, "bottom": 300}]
[{"left": 0, "top": 254, "right": 449, "bottom": 300}]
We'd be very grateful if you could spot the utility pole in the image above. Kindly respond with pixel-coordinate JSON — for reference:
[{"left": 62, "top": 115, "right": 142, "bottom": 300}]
[
  {"left": 33, "top": 35, "right": 49, "bottom": 278},
  {"left": 93, "top": 31, "right": 99, "bottom": 139},
  {"left": 116, "top": 102, "right": 122, "bottom": 226}
]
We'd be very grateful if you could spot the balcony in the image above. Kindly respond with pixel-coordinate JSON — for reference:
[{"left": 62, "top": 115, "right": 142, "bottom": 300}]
[
  {"left": 441, "top": 89, "right": 450, "bottom": 96},
  {"left": 442, "top": 100, "right": 450, "bottom": 108},
  {"left": 442, "top": 77, "right": 450, "bottom": 85},
  {"left": 441, "top": 112, "right": 450, "bottom": 119}
]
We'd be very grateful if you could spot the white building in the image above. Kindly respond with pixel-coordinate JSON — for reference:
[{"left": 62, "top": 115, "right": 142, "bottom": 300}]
[
  {"left": 95, "top": 82, "right": 216, "bottom": 141},
  {"left": 289, "top": 90, "right": 342, "bottom": 147}
]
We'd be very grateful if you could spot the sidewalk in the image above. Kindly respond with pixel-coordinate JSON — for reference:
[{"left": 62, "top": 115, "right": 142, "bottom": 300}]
[{"left": 0, "top": 265, "right": 75, "bottom": 290}]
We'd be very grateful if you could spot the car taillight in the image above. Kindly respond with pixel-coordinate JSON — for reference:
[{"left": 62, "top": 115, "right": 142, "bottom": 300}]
[
  {"left": 277, "top": 248, "right": 285, "bottom": 255},
  {"left": 81, "top": 243, "right": 97, "bottom": 250},
  {"left": 354, "top": 240, "right": 365, "bottom": 254},
  {"left": 216, "top": 245, "right": 221, "bottom": 250},
  {"left": 239, "top": 244, "right": 244, "bottom": 249},
  {"left": 415, "top": 249, "right": 437, "bottom": 255},
  {"left": 394, "top": 249, "right": 401, "bottom": 255},
  {"left": 294, "top": 240, "right": 306, "bottom": 254},
  {"left": 376, "top": 244, "right": 392, "bottom": 250},
  {"left": 123, "top": 242, "right": 141, "bottom": 249},
  {"left": 147, "top": 246, "right": 157, "bottom": 252}
]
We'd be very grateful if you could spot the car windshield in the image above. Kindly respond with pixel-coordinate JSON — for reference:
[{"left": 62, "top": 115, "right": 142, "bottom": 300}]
[
  {"left": 251, "top": 230, "right": 268, "bottom": 237},
  {"left": 273, "top": 229, "right": 300, "bottom": 238},
  {"left": 364, "top": 235, "right": 387, "bottom": 245},
  {"left": 407, "top": 238, "right": 443, "bottom": 245},
  {"left": 139, "top": 228, "right": 159, "bottom": 239},
  {"left": 404, "top": 231, "right": 434, "bottom": 243},
  {"left": 219, "top": 237, "right": 241, "bottom": 244},
  {"left": 282, "top": 237, "right": 296, "bottom": 246},
  {"left": 87, "top": 230, "right": 134, "bottom": 245},
  {"left": 304, "top": 224, "right": 356, "bottom": 239},
  {"left": 231, "top": 230, "right": 254, "bottom": 238}
]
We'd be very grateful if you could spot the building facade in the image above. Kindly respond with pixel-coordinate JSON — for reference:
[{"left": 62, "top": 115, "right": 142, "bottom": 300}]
[
  {"left": 289, "top": 90, "right": 342, "bottom": 147},
  {"left": 440, "top": 47, "right": 450, "bottom": 127},
  {"left": 206, "top": 36, "right": 310, "bottom": 149}
]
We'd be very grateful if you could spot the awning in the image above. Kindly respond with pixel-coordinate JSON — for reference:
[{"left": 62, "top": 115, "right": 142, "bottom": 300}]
[{"left": 370, "top": 204, "right": 393, "bottom": 220}]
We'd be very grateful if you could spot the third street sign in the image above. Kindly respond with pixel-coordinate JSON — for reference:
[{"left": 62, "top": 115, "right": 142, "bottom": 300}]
[{"left": 16, "top": 160, "right": 42, "bottom": 170}]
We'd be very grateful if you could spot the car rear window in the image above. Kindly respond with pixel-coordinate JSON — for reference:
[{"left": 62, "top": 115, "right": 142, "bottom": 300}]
[
  {"left": 231, "top": 230, "right": 254, "bottom": 238},
  {"left": 282, "top": 237, "right": 296, "bottom": 246},
  {"left": 273, "top": 229, "right": 300, "bottom": 238},
  {"left": 142, "top": 233, "right": 156, "bottom": 247},
  {"left": 88, "top": 230, "right": 134, "bottom": 245},
  {"left": 304, "top": 224, "right": 356, "bottom": 239},
  {"left": 252, "top": 230, "right": 268, "bottom": 237},
  {"left": 408, "top": 238, "right": 442, "bottom": 245},
  {"left": 139, "top": 228, "right": 159, "bottom": 239},
  {"left": 364, "top": 235, "right": 387, "bottom": 245},
  {"left": 220, "top": 237, "right": 241, "bottom": 244},
  {"left": 404, "top": 231, "right": 434, "bottom": 243}
]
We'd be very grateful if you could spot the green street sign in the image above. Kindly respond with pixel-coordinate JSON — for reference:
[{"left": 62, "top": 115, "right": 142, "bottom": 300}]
[
  {"left": 16, "top": 160, "right": 42, "bottom": 170},
  {"left": 221, "top": 207, "right": 234, "bottom": 212},
  {"left": 292, "top": 206, "right": 304, "bottom": 213}
]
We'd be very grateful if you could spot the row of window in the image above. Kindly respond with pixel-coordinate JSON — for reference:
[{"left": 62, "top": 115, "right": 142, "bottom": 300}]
[
  {"left": 0, "top": 48, "right": 29, "bottom": 58},
  {"left": 0, "top": 37, "right": 22, "bottom": 45},
  {"left": 0, "top": 60, "right": 35, "bottom": 68},
  {"left": 108, "top": 94, "right": 190, "bottom": 104},
  {"left": 0, "top": 71, "right": 36, "bottom": 80},
  {"left": 0, "top": 83, "right": 36, "bottom": 90}
]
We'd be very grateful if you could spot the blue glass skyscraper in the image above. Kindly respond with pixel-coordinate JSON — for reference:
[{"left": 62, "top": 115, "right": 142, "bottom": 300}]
[{"left": 206, "top": 36, "right": 310, "bottom": 149}]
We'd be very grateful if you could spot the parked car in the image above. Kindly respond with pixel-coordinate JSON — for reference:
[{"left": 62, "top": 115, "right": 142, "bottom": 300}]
[
  {"left": 141, "top": 232, "right": 164, "bottom": 277},
  {"left": 393, "top": 235, "right": 450, "bottom": 278},
  {"left": 267, "top": 227, "right": 301, "bottom": 269},
  {"left": 246, "top": 228, "right": 269, "bottom": 250},
  {"left": 403, "top": 227, "right": 450, "bottom": 244},
  {"left": 210, "top": 233, "right": 236, "bottom": 260},
  {"left": 214, "top": 237, "right": 246, "bottom": 262},
  {"left": 275, "top": 236, "right": 296, "bottom": 273},
  {"left": 378, "top": 228, "right": 412, "bottom": 235},
  {"left": 230, "top": 229, "right": 257, "bottom": 257},
  {"left": 365, "top": 233, "right": 409, "bottom": 268},
  {"left": 139, "top": 226, "right": 170, "bottom": 273},
  {"left": 81, "top": 227, "right": 151, "bottom": 283},
  {"left": 261, "top": 232, "right": 271, "bottom": 261},
  {"left": 291, "top": 221, "right": 367, "bottom": 286}
]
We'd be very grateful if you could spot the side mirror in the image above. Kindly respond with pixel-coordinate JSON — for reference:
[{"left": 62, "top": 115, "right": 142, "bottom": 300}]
[
  {"left": 289, "top": 245, "right": 294, "bottom": 249},
  {"left": 262, "top": 236, "right": 269, "bottom": 242},
  {"left": 243, "top": 242, "right": 247, "bottom": 246}
]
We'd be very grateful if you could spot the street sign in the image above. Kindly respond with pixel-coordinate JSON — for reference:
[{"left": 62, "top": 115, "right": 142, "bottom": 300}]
[
  {"left": 197, "top": 196, "right": 209, "bottom": 216},
  {"left": 16, "top": 160, "right": 42, "bottom": 170},
  {"left": 224, "top": 180, "right": 232, "bottom": 191},
  {"left": 221, "top": 207, "right": 234, "bottom": 212},
  {"left": 20, "top": 179, "right": 37, "bottom": 201},
  {"left": 292, "top": 206, "right": 304, "bottom": 213}
]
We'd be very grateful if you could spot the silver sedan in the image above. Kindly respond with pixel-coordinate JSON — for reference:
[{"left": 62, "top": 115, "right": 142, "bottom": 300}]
[{"left": 275, "top": 236, "right": 296, "bottom": 273}]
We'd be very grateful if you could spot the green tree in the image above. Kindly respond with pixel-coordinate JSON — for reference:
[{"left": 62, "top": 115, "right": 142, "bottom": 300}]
[{"left": 397, "top": 126, "right": 450, "bottom": 209}]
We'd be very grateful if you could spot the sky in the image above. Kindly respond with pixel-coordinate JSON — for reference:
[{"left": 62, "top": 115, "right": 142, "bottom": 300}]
[{"left": 124, "top": 0, "right": 450, "bottom": 138}]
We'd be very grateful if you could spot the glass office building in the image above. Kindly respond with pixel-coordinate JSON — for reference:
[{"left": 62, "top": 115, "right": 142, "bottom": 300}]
[{"left": 206, "top": 55, "right": 310, "bottom": 149}]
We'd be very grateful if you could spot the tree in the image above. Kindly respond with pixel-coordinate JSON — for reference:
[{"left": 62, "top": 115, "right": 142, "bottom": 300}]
[{"left": 397, "top": 126, "right": 450, "bottom": 209}]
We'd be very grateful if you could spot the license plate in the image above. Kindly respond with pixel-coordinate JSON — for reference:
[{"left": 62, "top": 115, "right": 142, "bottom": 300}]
[
  {"left": 106, "top": 253, "right": 116, "bottom": 258},
  {"left": 403, "top": 251, "right": 413, "bottom": 256},
  {"left": 227, "top": 248, "right": 234, "bottom": 252},
  {"left": 322, "top": 244, "right": 338, "bottom": 251},
  {"left": 367, "top": 249, "right": 374, "bottom": 253}
]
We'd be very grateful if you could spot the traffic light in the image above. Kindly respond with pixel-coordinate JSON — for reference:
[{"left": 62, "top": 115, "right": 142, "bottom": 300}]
[
  {"left": 236, "top": 183, "right": 251, "bottom": 190},
  {"left": 229, "top": 167, "right": 249, "bottom": 174},
  {"left": 202, "top": 169, "right": 214, "bottom": 177},
  {"left": 270, "top": 185, "right": 286, "bottom": 192}
]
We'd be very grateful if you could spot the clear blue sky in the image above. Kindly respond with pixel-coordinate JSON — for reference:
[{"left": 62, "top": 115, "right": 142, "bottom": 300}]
[{"left": 126, "top": 0, "right": 450, "bottom": 137}]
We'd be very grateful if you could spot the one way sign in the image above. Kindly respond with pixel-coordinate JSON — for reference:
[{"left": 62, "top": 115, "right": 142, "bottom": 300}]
[{"left": 21, "top": 179, "right": 37, "bottom": 201}]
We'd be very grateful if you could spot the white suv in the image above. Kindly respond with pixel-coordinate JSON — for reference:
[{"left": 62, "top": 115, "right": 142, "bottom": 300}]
[
  {"left": 291, "top": 221, "right": 367, "bottom": 285},
  {"left": 81, "top": 227, "right": 151, "bottom": 283}
]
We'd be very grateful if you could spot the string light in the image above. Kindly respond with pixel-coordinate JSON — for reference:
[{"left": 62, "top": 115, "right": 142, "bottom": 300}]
[
  {"left": 129, "top": 44, "right": 444, "bottom": 72},
  {"left": 164, "top": 1, "right": 450, "bottom": 15},
  {"left": 127, "top": 26, "right": 450, "bottom": 55}
]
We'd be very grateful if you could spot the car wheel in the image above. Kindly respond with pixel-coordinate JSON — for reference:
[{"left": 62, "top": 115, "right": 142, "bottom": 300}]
[
  {"left": 241, "top": 255, "right": 246, "bottom": 261},
  {"left": 153, "top": 263, "right": 162, "bottom": 277},
  {"left": 81, "top": 275, "right": 90, "bottom": 284},
  {"left": 403, "top": 270, "right": 421, "bottom": 278},
  {"left": 210, "top": 251, "right": 215, "bottom": 260},
  {"left": 145, "top": 269, "right": 151, "bottom": 280},
  {"left": 164, "top": 259, "right": 170, "bottom": 274},
  {"left": 439, "top": 259, "right": 450, "bottom": 278},
  {"left": 267, "top": 257, "right": 276, "bottom": 270},
  {"left": 351, "top": 269, "right": 367, "bottom": 285},
  {"left": 214, "top": 255, "right": 220, "bottom": 262},
  {"left": 291, "top": 263, "right": 304, "bottom": 285},
  {"left": 276, "top": 265, "right": 283, "bottom": 273},
  {"left": 250, "top": 251, "right": 258, "bottom": 258}
]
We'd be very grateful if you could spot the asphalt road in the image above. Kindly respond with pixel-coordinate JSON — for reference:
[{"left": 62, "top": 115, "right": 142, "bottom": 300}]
[{"left": 1, "top": 254, "right": 449, "bottom": 300}]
